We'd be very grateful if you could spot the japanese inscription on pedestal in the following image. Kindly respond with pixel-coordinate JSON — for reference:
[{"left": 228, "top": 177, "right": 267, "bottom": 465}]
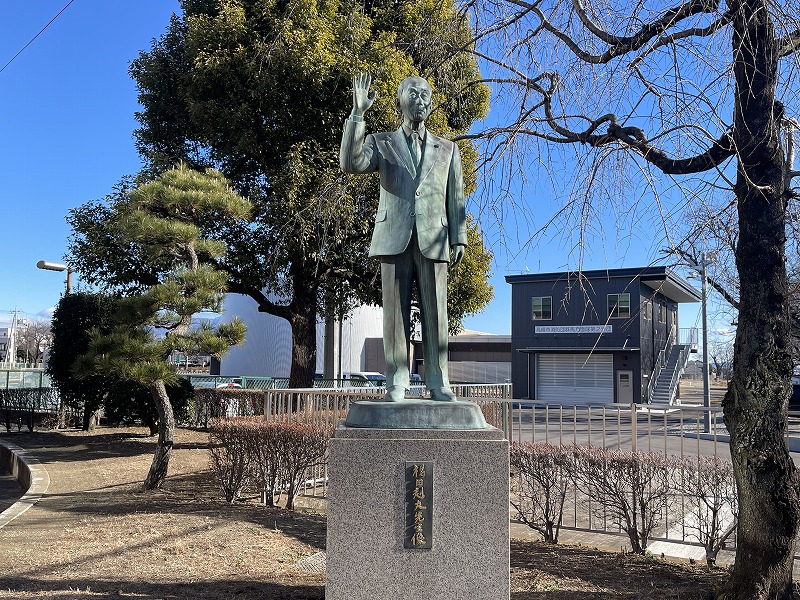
[{"left": 405, "top": 461, "right": 433, "bottom": 549}]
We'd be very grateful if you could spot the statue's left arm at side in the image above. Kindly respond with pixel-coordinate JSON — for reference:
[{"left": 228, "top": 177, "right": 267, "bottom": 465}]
[{"left": 447, "top": 139, "right": 467, "bottom": 267}]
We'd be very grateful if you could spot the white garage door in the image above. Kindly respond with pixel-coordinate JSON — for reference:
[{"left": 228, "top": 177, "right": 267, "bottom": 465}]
[{"left": 536, "top": 353, "right": 614, "bottom": 403}]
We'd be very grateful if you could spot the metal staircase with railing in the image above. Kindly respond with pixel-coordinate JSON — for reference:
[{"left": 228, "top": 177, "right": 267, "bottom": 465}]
[{"left": 646, "top": 328, "right": 697, "bottom": 405}]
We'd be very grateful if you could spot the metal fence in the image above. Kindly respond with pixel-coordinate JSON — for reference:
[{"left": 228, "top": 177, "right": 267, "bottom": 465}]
[
  {"left": 184, "top": 375, "right": 275, "bottom": 389},
  {"left": 260, "top": 384, "right": 510, "bottom": 499},
  {"left": 255, "top": 388, "right": 800, "bottom": 559},
  {"left": 261, "top": 383, "right": 511, "bottom": 423},
  {"left": 0, "top": 387, "right": 60, "bottom": 432},
  {"left": 0, "top": 368, "right": 52, "bottom": 390},
  {"left": 258, "top": 388, "right": 751, "bottom": 465},
  {"left": 503, "top": 400, "right": 728, "bottom": 553},
  {"left": 0, "top": 369, "right": 59, "bottom": 432},
  {"left": 506, "top": 400, "right": 733, "bottom": 460},
  {"left": 184, "top": 374, "right": 389, "bottom": 390},
  {"left": 502, "top": 400, "right": 800, "bottom": 554}
]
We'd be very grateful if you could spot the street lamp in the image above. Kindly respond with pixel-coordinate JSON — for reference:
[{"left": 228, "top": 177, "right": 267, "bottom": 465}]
[
  {"left": 36, "top": 260, "right": 74, "bottom": 294},
  {"left": 686, "top": 252, "right": 717, "bottom": 433}
]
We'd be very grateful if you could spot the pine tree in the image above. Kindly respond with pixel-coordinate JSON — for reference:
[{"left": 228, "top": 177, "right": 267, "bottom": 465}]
[{"left": 75, "top": 165, "right": 249, "bottom": 490}]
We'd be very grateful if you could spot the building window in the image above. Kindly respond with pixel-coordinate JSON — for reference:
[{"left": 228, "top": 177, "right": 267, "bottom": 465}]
[
  {"left": 642, "top": 299, "right": 651, "bottom": 321},
  {"left": 608, "top": 293, "right": 630, "bottom": 318},
  {"left": 659, "top": 303, "right": 667, "bottom": 323},
  {"left": 532, "top": 296, "right": 552, "bottom": 320}
]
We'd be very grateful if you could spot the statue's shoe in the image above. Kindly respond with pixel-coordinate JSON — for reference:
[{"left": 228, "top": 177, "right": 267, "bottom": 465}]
[
  {"left": 384, "top": 385, "right": 407, "bottom": 402},
  {"left": 430, "top": 387, "right": 457, "bottom": 402}
]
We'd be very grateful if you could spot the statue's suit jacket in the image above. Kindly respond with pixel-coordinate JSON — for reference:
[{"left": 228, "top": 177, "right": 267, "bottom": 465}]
[{"left": 340, "top": 116, "right": 467, "bottom": 259}]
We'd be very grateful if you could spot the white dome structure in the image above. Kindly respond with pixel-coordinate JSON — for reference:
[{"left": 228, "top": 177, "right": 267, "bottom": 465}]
[{"left": 217, "top": 293, "right": 383, "bottom": 378}]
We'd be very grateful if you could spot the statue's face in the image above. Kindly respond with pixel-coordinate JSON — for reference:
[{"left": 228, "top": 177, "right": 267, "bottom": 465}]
[{"left": 396, "top": 77, "right": 432, "bottom": 125}]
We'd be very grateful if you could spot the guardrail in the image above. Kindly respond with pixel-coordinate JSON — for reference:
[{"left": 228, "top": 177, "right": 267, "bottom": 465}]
[
  {"left": 647, "top": 329, "right": 673, "bottom": 403},
  {"left": 665, "top": 344, "right": 693, "bottom": 405}
]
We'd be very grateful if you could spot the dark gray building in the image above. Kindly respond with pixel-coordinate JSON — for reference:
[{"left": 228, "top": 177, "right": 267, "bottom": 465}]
[
  {"left": 365, "top": 330, "right": 512, "bottom": 384},
  {"left": 505, "top": 267, "right": 700, "bottom": 404}
]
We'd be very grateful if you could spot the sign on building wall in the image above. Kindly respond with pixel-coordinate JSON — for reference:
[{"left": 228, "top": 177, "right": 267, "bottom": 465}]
[{"left": 535, "top": 325, "right": 613, "bottom": 334}]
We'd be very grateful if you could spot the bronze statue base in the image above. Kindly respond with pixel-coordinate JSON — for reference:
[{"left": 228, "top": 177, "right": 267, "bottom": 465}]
[{"left": 343, "top": 398, "right": 488, "bottom": 429}]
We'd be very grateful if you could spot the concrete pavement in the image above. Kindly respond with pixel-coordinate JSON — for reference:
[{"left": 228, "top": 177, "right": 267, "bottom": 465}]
[{"left": 0, "top": 468, "right": 21, "bottom": 513}]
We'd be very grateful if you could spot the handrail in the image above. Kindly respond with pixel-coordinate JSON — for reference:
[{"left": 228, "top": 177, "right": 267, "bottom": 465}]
[
  {"left": 646, "top": 352, "right": 664, "bottom": 402},
  {"left": 646, "top": 328, "right": 674, "bottom": 403},
  {"left": 678, "top": 327, "right": 699, "bottom": 347},
  {"left": 666, "top": 343, "right": 693, "bottom": 405}
]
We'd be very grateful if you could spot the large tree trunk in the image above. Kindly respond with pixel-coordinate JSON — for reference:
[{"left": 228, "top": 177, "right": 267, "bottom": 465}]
[
  {"left": 81, "top": 408, "right": 96, "bottom": 432},
  {"left": 143, "top": 379, "right": 175, "bottom": 491},
  {"left": 723, "top": 2, "right": 800, "bottom": 597},
  {"left": 288, "top": 301, "right": 318, "bottom": 388},
  {"left": 288, "top": 267, "right": 319, "bottom": 388},
  {"left": 57, "top": 398, "right": 67, "bottom": 429},
  {"left": 81, "top": 398, "right": 101, "bottom": 432}
]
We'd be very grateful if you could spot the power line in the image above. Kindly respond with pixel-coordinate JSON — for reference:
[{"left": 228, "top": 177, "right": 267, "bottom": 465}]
[
  {"left": 0, "top": 1, "right": 77, "bottom": 76},
  {"left": 0, "top": 309, "right": 46, "bottom": 318}
]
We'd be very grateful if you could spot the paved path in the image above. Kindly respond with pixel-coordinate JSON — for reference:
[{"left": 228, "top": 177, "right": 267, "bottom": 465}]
[{"left": 0, "top": 468, "right": 21, "bottom": 513}]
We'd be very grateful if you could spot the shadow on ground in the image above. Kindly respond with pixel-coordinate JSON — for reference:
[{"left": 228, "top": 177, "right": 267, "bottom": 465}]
[
  {"left": 510, "top": 539, "right": 725, "bottom": 599},
  {"left": 0, "top": 577, "right": 324, "bottom": 599},
  {"left": 19, "top": 469, "right": 327, "bottom": 551},
  {"left": 0, "top": 429, "right": 212, "bottom": 465}
]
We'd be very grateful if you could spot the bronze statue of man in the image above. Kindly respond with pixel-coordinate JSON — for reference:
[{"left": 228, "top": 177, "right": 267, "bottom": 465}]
[{"left": 340, "top": 73, "right": 467, "bottom": 402}]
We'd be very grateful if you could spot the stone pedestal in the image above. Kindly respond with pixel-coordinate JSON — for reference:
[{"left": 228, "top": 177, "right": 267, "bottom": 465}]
[{"left": 326, "top": 425, "right": 510, "bottom": 600}]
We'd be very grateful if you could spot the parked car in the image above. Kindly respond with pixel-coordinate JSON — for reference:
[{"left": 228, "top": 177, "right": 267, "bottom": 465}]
[
  {"left": 344, "top": 372, "right": 386, "bottom": 387},
  {"left": 790, "top": 366, "right": 800, "bottom": 410},
  {"left": 192, "top": 377, "right": 242, "bottom": 389},
  {"left": 216, "top": 381, "right": 242, "bottom": 389}
]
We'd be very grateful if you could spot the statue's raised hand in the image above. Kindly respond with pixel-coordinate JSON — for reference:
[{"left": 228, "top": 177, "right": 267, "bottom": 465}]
[{"left": 352, "top": 73, "right": 376, "bottom": 118}]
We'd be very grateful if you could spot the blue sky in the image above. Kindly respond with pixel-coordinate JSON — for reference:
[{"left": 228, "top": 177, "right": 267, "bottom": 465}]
[
  {"left": 0, "top": 1, "right": 180, "bottom": 325},
  {"left": 0, "top": 1, "right": 704, "bottom": 336}
]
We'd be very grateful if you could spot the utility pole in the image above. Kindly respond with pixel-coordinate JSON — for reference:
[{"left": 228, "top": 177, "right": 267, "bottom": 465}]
[
  {"left": 700, "top": 255, "right": 711, "bottom": 433},
  {"left": 4, "top": 309, "right": 19, "bottom": 368},
  {"left": 688, "top": 254, "right": 714, "bottom": 433}
]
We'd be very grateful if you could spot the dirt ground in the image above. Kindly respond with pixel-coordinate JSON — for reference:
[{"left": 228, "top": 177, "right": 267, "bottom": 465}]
[{"left": 0, "top": 427, "right": 730, "bottom": 599}]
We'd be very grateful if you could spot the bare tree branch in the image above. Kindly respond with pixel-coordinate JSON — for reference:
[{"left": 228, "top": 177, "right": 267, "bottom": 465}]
[
  {"left": 778, "top": 29, "right": 800, "bottom": 57},
  {"left": 630, "top": 12, "right": 733, "bottom": 67},
  {"left": 504, "top": 0, "right": 723, "bottom": 64},
  {"left": 669, "top": 244, "right": 739, "bottom": 306},
  {"left": 466, "top": 65, "right": 737, "bottom": 174}
]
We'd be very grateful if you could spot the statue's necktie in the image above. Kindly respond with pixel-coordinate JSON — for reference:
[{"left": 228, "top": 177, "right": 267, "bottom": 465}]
[{"left": 411, "top": 131, "right": 422, "bottom": 171}]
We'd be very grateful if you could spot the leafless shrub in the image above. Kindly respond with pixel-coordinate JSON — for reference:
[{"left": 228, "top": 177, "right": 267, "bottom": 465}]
[
  {"left": 479, "top": 400, "right": 505, "bottom": 429},
  {"left": 208, "top": 417, "right": 253, "bottom": 503},
  {"left": 675, "top": 455, "right": 738, "bottom": 567},
  {"left": 193, "top": 389, "right": 265, "bottom": 427},
  {"left": 572, "top": 446, "right": 678, "bottom": 554},
  {"left": 207, "top": 418, "right": 331, "bottom": 510},
  {"left": 276, "top": 423, "right": 331, "bottom": 510},
  {"left": 510, "top": 442, "right": 574, "bottom": 543},
  {"left": 245, "top": 419, "right": 283, "bottom": 507}
]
